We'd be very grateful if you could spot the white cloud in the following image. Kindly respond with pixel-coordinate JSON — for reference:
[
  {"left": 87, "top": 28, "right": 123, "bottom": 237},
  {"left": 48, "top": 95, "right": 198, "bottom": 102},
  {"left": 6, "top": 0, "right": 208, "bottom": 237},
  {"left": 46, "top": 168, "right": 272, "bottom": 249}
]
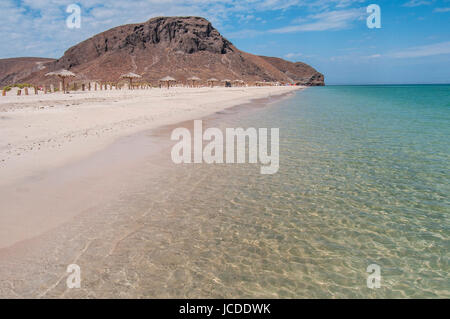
[
  {"left": 224, "top": 28, "right": 265, "bottom": 39},
  {"left": 285, "top": 52, "right": 303, "bottom": 59},
  {"left": 433, "top": 7, "right": 450, "bottom": 12},
  {"left": 403, "top": 0, "right": 433, "bottom": 7},
  {"left": 389, "top": 41, "right": 450, "bottom": 58},
  {"left": 269, "top": 8, "right": 365, "bottom": 33}
]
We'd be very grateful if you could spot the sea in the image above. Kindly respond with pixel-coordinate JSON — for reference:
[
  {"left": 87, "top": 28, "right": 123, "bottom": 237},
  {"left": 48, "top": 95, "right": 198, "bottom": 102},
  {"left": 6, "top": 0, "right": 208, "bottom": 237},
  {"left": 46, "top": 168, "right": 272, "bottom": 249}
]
[{"left": 2, "top": 85, "right": 448, "bottom": 298}]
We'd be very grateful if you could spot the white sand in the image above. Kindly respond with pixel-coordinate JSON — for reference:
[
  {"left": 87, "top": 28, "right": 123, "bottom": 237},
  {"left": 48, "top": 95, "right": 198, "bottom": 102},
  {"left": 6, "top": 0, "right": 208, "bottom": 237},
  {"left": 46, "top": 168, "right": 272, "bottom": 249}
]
[
  {"left": 0, "top": 86, "right": 300, "bottom": 185},
  {"left": 0, "top": 86, "right": 301, "bottom": 249}
]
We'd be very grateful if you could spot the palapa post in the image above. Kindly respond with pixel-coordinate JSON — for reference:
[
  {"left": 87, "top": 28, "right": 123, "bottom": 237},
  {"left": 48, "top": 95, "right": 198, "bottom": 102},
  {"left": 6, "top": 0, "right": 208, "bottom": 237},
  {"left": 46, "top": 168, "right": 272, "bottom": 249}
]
[
  {"left": 45, "top": 69, "right": 76, "bottom": 94},
  {"left": 207, "top": 78, "right": 219, "bottom": 88},
  {"left": 159, "top": 76, "right": 176, "bottom": 89},
  {"left": 120, "top": 72, "right": 142, "bottom": 90},
  {"left": 187, "top": 76, "right": 201, "bottom": 88},
  {"left": 233, "top": 79, "right": 244, "bottom": 87}
]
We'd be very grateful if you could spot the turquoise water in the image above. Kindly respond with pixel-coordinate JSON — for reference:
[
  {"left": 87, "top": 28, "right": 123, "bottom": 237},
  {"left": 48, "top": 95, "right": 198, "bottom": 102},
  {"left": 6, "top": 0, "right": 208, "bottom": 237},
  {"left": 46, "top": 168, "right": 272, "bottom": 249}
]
[
  {"left": 173, "top": 84, "right": 449, "bottom": 298},
  {"left": 230, "top": 85, "right": 450, "bottom": 297},
  {"left": 90, "top": 85, "right": 447, "bottom": 298},
  {"left": 13, "top": 85, "right": 447, "bottom": 298}
]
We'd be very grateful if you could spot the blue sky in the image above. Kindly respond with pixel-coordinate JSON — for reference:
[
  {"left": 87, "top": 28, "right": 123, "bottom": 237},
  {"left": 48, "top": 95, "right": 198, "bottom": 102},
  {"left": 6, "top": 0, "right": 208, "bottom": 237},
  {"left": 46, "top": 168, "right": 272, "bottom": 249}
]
[{"left": 2, "top": 0, "right": 449, "bottom": 84}]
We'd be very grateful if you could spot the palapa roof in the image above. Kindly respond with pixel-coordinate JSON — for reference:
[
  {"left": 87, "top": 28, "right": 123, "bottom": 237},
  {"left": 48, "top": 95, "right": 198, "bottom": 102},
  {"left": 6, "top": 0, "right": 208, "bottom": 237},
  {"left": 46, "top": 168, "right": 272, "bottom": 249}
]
[
  {"left": 207, "top": 78, "right": 219, "bottom": 82},
  {"left": 221, "top": 79, "right": 231, "bottom": 82},
  {"left": 187, "top": 76, "right": 201, "bottom": 81},
  {"left": 120, "top": 72, "right": 142, "bottom": 79},
  {"left": 160, "top": 76, "right": 176, "bottom": 81},
  {"left": 45, "top": 69, "right": 76, "bottom": 77}
]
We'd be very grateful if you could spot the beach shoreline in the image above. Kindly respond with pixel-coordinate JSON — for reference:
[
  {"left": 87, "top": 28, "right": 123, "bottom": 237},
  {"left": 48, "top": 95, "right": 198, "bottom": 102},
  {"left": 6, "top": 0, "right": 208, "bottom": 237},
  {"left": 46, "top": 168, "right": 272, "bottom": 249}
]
[
  {"left": 0, "top": 86, "right": 301, "bottom": 187},
  {"left": 0, "top": 85, "right": 302, "bottom": 298},
  {"left": 0, "top": 86, "right": 301, "bottom": 251}
]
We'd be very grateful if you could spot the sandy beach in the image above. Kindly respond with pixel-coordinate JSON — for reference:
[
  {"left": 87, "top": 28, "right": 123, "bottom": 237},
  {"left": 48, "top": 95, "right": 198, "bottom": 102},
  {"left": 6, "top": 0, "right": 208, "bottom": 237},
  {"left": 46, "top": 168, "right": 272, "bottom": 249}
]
[{"left": 0, "top": 86, "right": 300, "bottom": 250}]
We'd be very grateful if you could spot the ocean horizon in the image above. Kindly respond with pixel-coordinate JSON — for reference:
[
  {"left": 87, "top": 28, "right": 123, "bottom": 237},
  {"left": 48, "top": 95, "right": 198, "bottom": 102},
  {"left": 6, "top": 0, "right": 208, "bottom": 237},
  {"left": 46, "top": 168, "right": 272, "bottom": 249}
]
[{"left": 327, "top": 83, "right": 450, "bottom": 86}]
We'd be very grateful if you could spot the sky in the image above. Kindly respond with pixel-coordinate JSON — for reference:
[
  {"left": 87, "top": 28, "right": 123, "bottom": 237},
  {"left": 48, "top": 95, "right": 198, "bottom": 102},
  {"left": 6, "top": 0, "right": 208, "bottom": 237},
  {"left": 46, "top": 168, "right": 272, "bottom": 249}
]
[{"left": 1, "top": 0, "right": 450, "bottom": 84}]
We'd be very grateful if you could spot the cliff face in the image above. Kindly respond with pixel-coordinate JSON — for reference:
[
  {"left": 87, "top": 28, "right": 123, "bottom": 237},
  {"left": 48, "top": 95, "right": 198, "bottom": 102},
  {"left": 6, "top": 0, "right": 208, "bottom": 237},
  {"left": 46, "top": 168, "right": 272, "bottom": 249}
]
[
  {"left": 258, "top": 56, "right": 325, "bottom": 86},
  {"left": 0, "top": 16, "right": 325, "bottom": 86},
  {"left": 53, "top": 17, "right": 234, "bottom": 70}
]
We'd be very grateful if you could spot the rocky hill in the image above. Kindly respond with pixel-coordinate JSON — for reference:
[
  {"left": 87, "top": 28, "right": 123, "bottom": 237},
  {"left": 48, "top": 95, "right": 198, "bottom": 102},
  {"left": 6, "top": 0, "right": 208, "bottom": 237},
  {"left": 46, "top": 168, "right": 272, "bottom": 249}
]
[
  {"left": 0, "top": 16, "right": 324, "bottom": 86},
  {"left": 0, "top": 57, "right": 55, "bottom": 86}
]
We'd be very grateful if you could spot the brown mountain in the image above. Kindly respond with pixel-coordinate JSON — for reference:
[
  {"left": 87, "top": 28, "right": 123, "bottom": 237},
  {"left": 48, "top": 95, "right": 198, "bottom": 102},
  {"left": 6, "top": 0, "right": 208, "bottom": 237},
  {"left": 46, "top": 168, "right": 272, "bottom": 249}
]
[
  {"left": 0, "top": 57, "right": 55, "bottom": 86},
  {"left": 0, "top": 16, "right": 324, "bottom": 86}
]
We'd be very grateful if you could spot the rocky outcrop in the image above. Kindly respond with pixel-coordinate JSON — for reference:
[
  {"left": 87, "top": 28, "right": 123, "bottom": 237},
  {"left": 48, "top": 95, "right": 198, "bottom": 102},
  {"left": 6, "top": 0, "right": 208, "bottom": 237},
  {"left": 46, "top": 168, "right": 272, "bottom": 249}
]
[
  {"left": 0, "top": 16, "right": 325, "bottom": 86},
  {"left": 258, "top": 56, "right": 324, "bottom": 86},
  {"left": 52, "top": 16, "right": 235, "bottom": 71}
]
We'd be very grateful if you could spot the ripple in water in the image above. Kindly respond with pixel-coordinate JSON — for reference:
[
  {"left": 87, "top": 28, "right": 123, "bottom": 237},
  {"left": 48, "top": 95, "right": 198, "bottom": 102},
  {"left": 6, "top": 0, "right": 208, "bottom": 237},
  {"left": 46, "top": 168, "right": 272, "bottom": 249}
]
[{"left": 2, "top": 85, "right": 448, "bottom": 298}]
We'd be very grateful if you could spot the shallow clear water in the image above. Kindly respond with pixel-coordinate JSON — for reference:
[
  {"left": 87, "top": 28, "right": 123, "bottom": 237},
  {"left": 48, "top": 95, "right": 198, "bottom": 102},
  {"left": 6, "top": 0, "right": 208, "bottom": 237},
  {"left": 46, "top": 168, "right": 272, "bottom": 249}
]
[
  {"left": 139, "top": 85, "right": 449, "bottom": 298},
  {"left": 2, "top": 85, "right": 448, "bottom": 298},
  {"left": 95, "top": 85, "right": 449, "bottom": 298}
]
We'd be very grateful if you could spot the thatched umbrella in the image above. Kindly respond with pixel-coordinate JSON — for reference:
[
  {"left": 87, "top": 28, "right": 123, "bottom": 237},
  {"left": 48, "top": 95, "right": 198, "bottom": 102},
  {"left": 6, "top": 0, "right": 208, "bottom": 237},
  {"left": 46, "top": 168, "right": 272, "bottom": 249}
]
[
  {"left": 207, "top": 78, "right": 219, "bottom": 88},
  {"left": 120, "top": 72, "right": 142, "bottom": 90},
  {"left": 187, "top": 76, "right": 201, "bottom": 87},
  {"left": 45, "top": 69, "right": 76, "bottom": 93},
  {"left": 233, "top": 79, "right": 244, "bottom": 87},
  {"left": 159, "top": 76, "right": 176, "bottom": 89}
]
